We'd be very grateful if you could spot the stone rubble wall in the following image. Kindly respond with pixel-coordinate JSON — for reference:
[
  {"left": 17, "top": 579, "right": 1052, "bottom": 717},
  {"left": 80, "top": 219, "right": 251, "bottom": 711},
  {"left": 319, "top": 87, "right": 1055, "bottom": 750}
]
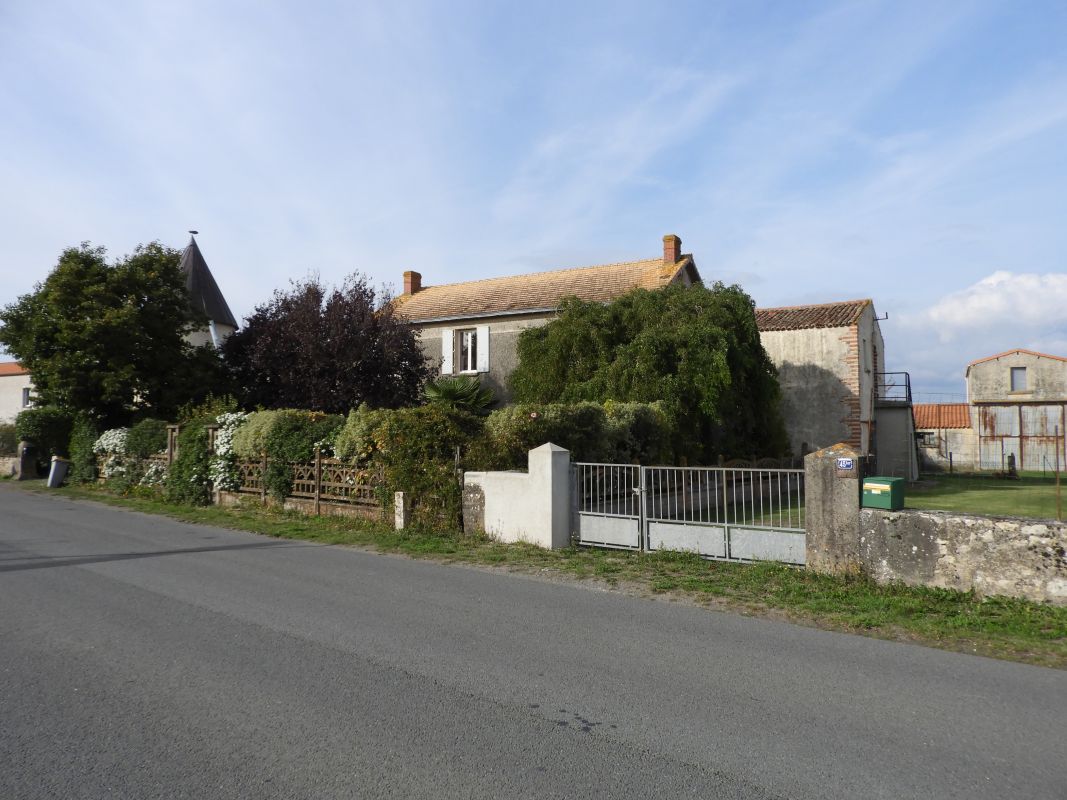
[{"left": 859, "top": 509, "right": 1067, "bottom": 605}]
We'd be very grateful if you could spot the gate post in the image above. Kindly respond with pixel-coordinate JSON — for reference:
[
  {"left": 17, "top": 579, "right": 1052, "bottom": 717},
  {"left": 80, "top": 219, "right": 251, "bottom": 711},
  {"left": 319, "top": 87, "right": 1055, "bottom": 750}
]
[
  {"left": 638, "top": 466, "right": 648, "bottom": 551},
  {"left": 803, "top": 443, "right": 862, "bottom": 573}
]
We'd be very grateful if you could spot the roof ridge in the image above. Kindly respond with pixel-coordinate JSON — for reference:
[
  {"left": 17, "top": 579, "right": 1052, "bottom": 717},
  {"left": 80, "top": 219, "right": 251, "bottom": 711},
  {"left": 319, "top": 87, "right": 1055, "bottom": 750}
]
[
  {"left": 402, "top": 256, "right": 673, "bottom": 295},
  {"left": 966, "top": 348, "right": 1067, "bottom": 366},
  {"left": 755, "top": 298, "right": 871, "bottom": 313}
]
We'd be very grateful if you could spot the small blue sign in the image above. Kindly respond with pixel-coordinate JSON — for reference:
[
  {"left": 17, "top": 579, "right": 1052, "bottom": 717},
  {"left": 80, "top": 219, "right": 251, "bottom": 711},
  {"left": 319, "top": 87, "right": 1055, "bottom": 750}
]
[{"left": 836, "top": 457, "right": 854, "bottom": 470}]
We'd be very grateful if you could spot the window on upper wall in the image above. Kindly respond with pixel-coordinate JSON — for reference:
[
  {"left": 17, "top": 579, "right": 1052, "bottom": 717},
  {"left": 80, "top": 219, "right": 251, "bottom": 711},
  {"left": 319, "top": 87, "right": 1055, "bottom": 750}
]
[
  {"left": 1010, "top": 367, "right": 1027, "bottom": 392},
  {"left": 440, "top": 325, "right": 490, "bottom": 375},
  {"left": 21, "top": 387, "right": 32, "bottom": 408}
]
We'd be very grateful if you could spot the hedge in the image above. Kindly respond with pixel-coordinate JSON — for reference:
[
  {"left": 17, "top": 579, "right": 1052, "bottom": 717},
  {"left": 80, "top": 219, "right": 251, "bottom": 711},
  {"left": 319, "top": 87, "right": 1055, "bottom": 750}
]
[
  {"left": 15, "top": 406, "right": 73, "bottom": 471},
  {"left": 232, "top": 409, "right": 344, "bottom": 499}
]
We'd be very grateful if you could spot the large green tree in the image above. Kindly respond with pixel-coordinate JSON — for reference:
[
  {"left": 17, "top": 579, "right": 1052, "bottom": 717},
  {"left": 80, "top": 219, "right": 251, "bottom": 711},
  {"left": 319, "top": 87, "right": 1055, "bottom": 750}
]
[
  {"left": 0, "top": 242, "right": 227, "bottom": 427},
  {"left": 508, "top": 283, "right": 788, "bottom": 462}
]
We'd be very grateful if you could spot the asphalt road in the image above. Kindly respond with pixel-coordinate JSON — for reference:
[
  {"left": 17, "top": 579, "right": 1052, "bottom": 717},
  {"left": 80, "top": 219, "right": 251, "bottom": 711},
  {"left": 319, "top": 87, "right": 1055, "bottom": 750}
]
[{"left": 2, "top": 484, "right": 1065, "bottom": 799}]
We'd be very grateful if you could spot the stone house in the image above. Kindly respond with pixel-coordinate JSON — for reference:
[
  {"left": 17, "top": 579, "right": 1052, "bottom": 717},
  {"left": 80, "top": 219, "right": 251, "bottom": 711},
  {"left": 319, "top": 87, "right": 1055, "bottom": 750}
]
[
  {"left": 394, "top": 234, "right": 914, "bottom": 472},
  {"left": 393, "top": 234, "right": 701, "bottom": 403},
  {"left": 915, "top": 349, "right": 1067, "bottom": 471},
  {"left": 0, "top": 362, "right": 33, "bottom": 426}
]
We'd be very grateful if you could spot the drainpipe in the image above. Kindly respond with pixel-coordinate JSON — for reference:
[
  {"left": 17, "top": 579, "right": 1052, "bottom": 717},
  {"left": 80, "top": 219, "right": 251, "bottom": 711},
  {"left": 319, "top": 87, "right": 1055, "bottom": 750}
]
[{"left": 208, "top": 319, "right": 222, "bottom": 349}]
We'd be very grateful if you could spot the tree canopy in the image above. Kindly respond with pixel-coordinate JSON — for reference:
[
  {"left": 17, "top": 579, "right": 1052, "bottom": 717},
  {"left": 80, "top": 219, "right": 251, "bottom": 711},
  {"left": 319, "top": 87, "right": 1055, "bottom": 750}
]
[
  {"left": 0, "top": 242, "right": 227, "bottom": 427},
  {"left": 508, "top": 283, "right": 788, "bottom": 461},
  {"left": 222, "top": 274, "right": 429, "bottom": 413}
]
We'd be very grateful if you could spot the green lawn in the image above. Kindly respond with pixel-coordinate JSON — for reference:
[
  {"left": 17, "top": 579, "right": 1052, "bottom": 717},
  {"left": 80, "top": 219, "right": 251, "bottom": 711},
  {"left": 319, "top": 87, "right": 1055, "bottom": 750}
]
[
  {"left": 10, "top": 480, "right": 1066, "bottom": 669},
  {"left": 907, "top": 473, "right": 1065, "bottom": 520}
]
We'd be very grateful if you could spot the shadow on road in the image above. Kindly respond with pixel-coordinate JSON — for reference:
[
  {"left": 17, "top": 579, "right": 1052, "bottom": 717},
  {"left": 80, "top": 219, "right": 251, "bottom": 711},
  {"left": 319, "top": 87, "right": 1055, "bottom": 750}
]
[{"left": 0, "top": 540, "right": 313, "bottom": 574}]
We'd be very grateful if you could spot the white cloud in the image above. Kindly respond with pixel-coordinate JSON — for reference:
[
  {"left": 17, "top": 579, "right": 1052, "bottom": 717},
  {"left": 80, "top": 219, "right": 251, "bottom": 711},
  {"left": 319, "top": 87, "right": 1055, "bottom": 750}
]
[
  {"left": 893, "top": 271, "right": 1067, "bottom": 398},
  {"left": 917, "top": 271, "right": 1067, "bottom": 343}
]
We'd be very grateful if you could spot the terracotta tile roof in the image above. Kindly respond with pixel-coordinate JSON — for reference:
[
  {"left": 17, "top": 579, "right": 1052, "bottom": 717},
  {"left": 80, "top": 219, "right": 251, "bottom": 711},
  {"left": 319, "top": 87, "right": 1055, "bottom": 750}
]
[
  {"left": 754, "top": 299, "right": 872, "bottom": 332},
  {"left": 0, "top": 361, "right": 28, "bottom": 377},
  {"left": 966, "top": 348, "right": 1067, "bottom": 367},
  {"left": 913, "top": 403, "right": 971, "bottom": 430},
  {"left": 394, "top": 256, "right": 698, "bottom": 322}
]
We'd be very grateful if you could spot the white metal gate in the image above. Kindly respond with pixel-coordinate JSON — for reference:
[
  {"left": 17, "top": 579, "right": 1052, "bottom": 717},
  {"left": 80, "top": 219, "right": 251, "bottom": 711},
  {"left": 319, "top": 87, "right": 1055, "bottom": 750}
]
[{"left": 574, "top": 463, "right": 806, "bottom": 565}]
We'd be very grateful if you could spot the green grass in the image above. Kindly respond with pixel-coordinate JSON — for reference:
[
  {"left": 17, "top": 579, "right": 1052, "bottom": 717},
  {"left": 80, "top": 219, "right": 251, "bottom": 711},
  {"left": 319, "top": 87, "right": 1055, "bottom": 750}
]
[
  {"left": 907, "top": 473, "right": 1065, "bottom": 520},
  {"left": 13, "top": 481, "right": 1067, "bottom": 669}
]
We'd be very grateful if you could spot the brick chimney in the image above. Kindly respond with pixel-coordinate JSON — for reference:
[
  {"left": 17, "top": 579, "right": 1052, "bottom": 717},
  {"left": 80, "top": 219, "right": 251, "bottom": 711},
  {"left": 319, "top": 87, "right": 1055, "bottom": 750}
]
[
  {"left": 663, "top": 234, "right": 681, "bottom": 265},
  {"left": 403, "top": 270, "right": 422, "bottom": 295}
]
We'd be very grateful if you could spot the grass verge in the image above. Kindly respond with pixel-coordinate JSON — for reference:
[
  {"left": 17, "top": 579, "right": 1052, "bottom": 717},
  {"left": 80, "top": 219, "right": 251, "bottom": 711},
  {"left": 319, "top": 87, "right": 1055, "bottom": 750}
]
[{"left": 17, "top": 481, "right": 1067, "bottom": 669}]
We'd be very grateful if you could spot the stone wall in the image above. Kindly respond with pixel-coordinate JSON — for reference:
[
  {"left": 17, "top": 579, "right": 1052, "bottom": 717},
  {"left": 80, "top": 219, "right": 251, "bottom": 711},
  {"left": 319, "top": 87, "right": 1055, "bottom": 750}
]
[
  {"left": 859, "top": 508, "right": 1067, "bottom": 605},
  {"left": 0, "top": 455, "right": 18, "bottom": 477}
]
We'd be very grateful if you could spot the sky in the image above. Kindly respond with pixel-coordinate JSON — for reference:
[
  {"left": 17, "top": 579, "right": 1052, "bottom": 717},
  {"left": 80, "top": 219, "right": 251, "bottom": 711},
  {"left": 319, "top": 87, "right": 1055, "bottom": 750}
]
[{"left": 1, "top": 0, "right": 1065, "bottom": 400}]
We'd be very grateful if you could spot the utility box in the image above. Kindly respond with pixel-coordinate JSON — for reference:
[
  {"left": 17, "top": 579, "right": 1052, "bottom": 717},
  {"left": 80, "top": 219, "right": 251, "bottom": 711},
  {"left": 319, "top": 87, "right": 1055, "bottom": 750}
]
[{"left": 862, "top": 476, "right": 905, "bottom": 510}]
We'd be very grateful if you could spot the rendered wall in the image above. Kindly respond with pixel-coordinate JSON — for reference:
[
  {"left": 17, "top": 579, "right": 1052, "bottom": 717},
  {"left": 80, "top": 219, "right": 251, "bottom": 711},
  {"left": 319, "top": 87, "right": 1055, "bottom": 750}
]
[
  {"left": 968, "top": 352, "right": 1067, "bottom": 403},
  {"left": 760, "top": 327, "right": 858, "bottom": 456},
  {"left": 860, "top": 508, "right": 1067, "bottom": 605},
  {"left": 416, "top": 312, "right": 552, "bottom": 403},
  {"left": 0, "top": 373, "right": 33, "bottom": 423},
  {"left": 462, "top": 443, "right": 571, "bottom": 549}
]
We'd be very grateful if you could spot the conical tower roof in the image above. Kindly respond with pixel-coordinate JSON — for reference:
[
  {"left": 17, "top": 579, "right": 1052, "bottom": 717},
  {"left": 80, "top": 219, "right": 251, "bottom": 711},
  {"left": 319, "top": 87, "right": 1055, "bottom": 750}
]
[{"left": 179, "top": 236, "right": 238, "bottom": 329}]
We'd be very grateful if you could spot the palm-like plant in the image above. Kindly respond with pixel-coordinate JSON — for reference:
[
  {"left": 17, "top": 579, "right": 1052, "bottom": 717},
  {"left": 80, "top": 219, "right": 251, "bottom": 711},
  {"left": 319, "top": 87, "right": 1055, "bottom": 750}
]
[{"left": 423, "top": 375, "right": 496, "bottom": 415}]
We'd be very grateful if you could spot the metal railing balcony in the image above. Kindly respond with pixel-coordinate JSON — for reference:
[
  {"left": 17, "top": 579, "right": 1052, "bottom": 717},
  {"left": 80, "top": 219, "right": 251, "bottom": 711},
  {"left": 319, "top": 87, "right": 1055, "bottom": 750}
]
[{"left": 876, "top": 372, "right": 912, "bottom": 405}]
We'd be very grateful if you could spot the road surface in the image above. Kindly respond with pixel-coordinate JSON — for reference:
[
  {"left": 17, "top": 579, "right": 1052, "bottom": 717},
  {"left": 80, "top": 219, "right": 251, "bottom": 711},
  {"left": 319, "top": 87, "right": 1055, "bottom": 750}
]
[{"left": 2, "top": 483, "right": 1064, "bottom": 799}]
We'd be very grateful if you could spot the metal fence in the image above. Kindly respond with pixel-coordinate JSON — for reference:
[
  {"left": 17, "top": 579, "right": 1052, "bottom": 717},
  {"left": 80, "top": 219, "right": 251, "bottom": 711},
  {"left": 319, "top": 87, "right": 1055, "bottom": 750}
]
[{"left": 573, "top": 463, "right": 806, "bottom": 565}]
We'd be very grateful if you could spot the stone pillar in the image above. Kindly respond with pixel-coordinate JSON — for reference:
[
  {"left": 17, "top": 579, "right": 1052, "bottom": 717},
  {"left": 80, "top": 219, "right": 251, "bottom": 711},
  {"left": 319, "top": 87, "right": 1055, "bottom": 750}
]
[
  {"left": 16, "top": 440, "right": 36, "bottom": 481},
  {"left": 804, "top": 443, "right": 862, "bottom": 573},
  {"left": 394, "top": 491, "right": 411, "bottom": 530}
]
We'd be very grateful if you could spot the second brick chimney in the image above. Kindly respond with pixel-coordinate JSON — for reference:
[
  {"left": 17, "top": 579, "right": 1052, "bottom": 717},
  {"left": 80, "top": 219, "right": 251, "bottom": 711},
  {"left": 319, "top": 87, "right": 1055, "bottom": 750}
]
[
  {"left": 663, "top": 234, "right": 681, "bottom": 265},
  {"left": 403, "top": 270, "right": 422, "bottom": 295}
]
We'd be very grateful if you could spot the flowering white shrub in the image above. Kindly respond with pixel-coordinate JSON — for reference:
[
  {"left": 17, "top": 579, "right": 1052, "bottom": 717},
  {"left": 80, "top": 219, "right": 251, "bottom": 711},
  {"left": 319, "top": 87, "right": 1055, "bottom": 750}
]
[
  {"left": 210, "top": 411, "right": 249, "bottom": 491},
  {"left": 93, "top": 428, "right": 130, "bottom": 478},
  {"left": 140, "top": 461, "right": 167, "bottom": 487}
]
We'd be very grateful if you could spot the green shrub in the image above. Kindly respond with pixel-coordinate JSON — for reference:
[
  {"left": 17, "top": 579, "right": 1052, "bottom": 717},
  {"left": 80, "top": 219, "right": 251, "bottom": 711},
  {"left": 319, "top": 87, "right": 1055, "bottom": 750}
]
[
  {"left": 231, "top": 410, "right": 283, "bottom": 460},
  {"left": 0, "top": 422, "right": 16, "bottom": 455},
  {"left": 334, "top": 404, "right": 390, "bottom": 462},
  {"left": 230, "top": 409, "right": 344, "bottom": 499},
  {"left": 15, "top": 406, "right": 74, "bottom": 470},
  {"left": 603, "top": 401, "right": 674, "bottom": 464},
  {"left": 68, "top": 415, "right": 99, "bottom": 483},
  {"left": 335, "top": 404, "right": 483, "bottom": 530},
  {"left": 468, "top": 401, "right": 675, "bottom": 470},
  {"left": 164, "top": 419, "right": 213, "bottom": 505},
  {"left": 126, "top": 418, "right": 168, "bottom": 459}
]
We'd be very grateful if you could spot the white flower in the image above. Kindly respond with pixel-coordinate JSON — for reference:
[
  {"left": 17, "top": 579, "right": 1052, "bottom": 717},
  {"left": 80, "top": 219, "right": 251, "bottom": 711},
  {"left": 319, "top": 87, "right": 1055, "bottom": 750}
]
[{"left": 93, "top": 428, "right": 129, "bottom": 456}]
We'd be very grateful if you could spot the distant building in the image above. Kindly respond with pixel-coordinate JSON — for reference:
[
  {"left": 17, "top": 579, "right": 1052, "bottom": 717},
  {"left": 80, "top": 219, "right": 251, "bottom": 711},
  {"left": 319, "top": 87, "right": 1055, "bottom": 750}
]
[
  {"left": 915, "top": 349, "right": 1067, "bottom": 471},
  {"left": 180, "top": 235, "right": 238, "bottom": 348},
  {"left": 0, "top": 235, "right": 237, "bottom": 425},
  {"left": 0, "top": 362, "right": 33, "bottom": 424}
]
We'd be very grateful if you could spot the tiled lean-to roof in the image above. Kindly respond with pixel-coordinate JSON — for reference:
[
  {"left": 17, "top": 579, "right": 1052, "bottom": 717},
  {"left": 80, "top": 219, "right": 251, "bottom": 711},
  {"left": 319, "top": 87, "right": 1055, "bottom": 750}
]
[
  {"left": 0, "top": 361, "right": 28, "bottom": 377},
  {"left": 394, "top": 256, "right": 699, "bottom": 323},
  {"left": 913, "top": 403, "right": 972, "bottom": 430},
  {"left": 754, "top": 299, "right": 872, "bottom": 332}
]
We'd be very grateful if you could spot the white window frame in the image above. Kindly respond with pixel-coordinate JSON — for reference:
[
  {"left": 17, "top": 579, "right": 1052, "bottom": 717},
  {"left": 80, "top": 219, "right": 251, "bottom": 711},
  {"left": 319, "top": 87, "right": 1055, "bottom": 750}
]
[
  {"left": 440, "top": 325, "right": 490, "bottom": 376},
  {"left": 21, "top": 387, "right": 32, "bottom": 408}
]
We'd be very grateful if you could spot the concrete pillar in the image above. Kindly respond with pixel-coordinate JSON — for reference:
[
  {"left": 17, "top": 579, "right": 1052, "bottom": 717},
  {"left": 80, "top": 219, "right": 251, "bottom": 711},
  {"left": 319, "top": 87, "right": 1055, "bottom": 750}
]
[
  {"left": 530, "top": 443, "right": 572, "bottom": 550},
  {"left": 804, "top": 443, "right": 862, "bottom": 573},
  {"left": 394, "top": 491, "right": 411, "bottom": 530}
]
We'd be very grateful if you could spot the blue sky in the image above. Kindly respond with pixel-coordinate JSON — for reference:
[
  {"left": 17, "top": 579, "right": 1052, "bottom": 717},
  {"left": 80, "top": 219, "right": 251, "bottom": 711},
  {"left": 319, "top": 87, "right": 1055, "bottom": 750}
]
[{"left": 1, "top": 0, "right": 1065, "bottom": 399}]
